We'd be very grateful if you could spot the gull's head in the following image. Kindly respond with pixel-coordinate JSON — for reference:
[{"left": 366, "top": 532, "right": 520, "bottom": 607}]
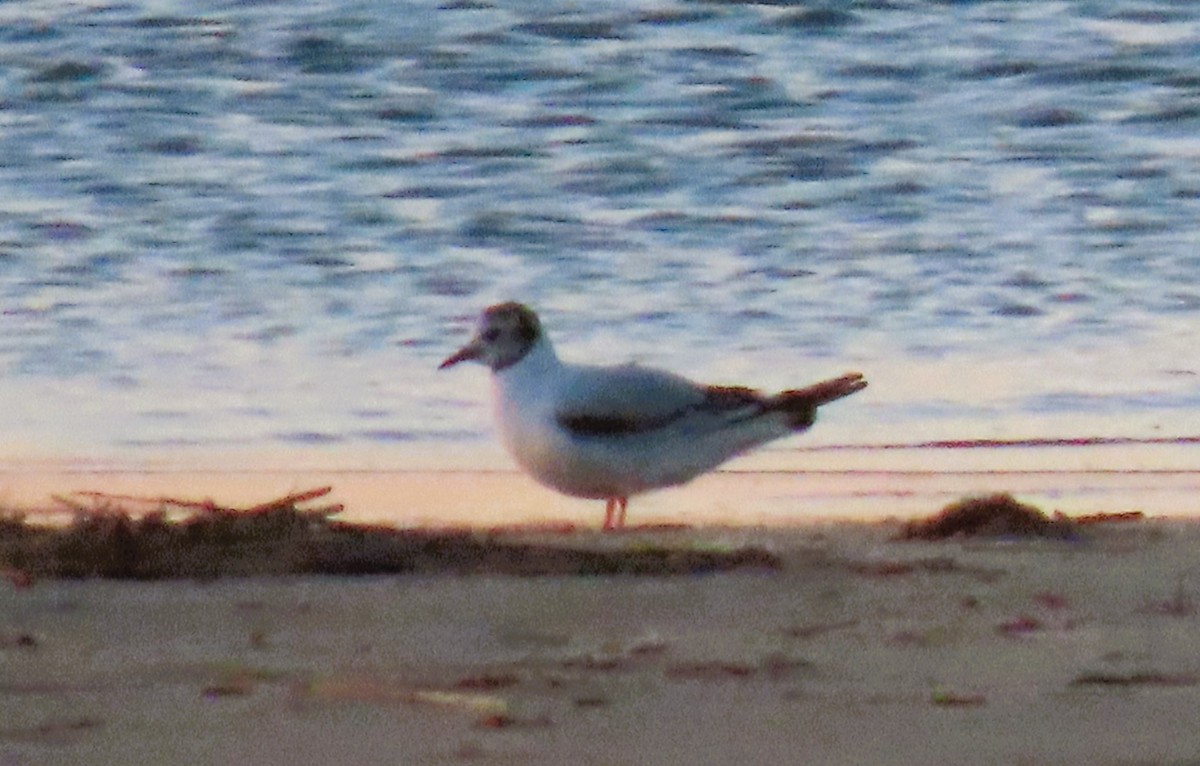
[{"left": 439, "top": 302, "right": 543, "bottom": 372}]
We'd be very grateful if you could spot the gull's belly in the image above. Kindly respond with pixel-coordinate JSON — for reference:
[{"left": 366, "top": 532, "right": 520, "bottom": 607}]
[
  {"left": 496, "top": 402, "right": 784, "bottom": 500},
  {"left": 498, "top": 410, "right": 634, "bottom": 499},
  {"left": 491, "top": 374, "right": 623, "bottom": 498}
]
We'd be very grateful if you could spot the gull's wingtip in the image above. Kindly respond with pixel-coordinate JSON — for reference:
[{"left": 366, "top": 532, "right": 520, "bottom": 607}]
[
  {"left": 831, "top": 371, "right": 868, "bottom": 399},
  {"left": 843, "top": 371, "right": 868, "bottom": 394},
  {"left": 767, "top": 372, "right": 867, "bottom": 430}
]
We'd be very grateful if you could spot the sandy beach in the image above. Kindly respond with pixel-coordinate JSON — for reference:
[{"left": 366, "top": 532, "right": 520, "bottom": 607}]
[
  {"left": 4, "top": 506, "right": 1200, "bottom": 765},
  {"left": 7, "top": 1, "right": 1200, "bottom": 763}
]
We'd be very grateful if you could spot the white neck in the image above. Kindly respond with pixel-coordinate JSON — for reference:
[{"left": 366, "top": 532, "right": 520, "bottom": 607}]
[{"left": 495, "top": 337, "right": 561, "bottom": 385}]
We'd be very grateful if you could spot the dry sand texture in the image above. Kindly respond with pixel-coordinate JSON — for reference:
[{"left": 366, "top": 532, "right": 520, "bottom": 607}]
[{"left": 3, "top": 499, "right": 1200, "bottom": 765}]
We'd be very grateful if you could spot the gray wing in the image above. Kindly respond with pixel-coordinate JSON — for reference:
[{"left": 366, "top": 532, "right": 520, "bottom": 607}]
[{"left": 555, "top": 363, "right": 766, "bottom": 437}]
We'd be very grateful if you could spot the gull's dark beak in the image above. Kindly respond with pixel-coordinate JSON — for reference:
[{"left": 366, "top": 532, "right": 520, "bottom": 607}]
[{"left": 439, "top": 341, "right": 482, "bottom": 370}]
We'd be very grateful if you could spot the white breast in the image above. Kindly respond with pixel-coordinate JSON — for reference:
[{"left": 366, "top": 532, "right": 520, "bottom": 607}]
[{"left": 491, "top": 349, "right": 617, "bottom": 498}]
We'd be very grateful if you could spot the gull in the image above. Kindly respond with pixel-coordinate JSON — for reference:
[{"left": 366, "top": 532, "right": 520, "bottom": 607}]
[{"left": 440, "top": 302, "right": 866, "bottom": 530}]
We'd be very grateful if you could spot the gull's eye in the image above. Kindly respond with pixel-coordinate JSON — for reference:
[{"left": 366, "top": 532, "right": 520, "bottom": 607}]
[{"left": 482, "top": 327, "right": 501, "bottom": 343}]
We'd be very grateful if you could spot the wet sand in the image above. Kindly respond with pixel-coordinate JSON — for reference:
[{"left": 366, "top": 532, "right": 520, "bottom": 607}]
[
  {"left": 4, "top": 511, "right": 1200, "bottom": 765},
  {"left": 5, "top": 433, "right": 1200, "bottom": 529}
]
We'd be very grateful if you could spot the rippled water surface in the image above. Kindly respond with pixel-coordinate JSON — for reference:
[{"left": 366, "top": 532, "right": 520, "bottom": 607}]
[{"left": 1, "top": 1, "right": 1198, "bottom": 486}]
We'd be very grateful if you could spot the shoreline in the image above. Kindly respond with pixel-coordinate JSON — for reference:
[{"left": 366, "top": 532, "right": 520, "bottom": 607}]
[
  {"left": 4, "top": 429, "right": 1198, "bottom": 528},
  {"left": 3, "top": 436, "right": 1199, "bottom": 528}
]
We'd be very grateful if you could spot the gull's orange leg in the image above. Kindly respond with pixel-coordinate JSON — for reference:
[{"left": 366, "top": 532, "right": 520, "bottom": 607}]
[{"left": 603, "top": 497, "right": 629, "bottom": 531}]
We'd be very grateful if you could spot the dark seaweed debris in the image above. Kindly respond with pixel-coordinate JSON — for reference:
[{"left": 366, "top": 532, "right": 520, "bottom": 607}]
[
  {"left": 1070, "top": 671, "right": 1200, "bottom": 688},
  {"left": 0, "top": 489, "right": 779, "bottom": 580},
  {"left": 897, "top": 493, "right": 1077, "bottom": 540}
]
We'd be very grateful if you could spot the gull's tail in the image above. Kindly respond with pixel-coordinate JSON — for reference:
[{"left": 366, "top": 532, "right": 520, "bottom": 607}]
[{"left": 769, "top": 373, "right": 867, "bottom": 430}]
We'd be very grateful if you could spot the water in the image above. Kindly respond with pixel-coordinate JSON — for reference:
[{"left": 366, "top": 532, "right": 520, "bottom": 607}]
[{"left": 1, "top": 1, "right": 1198, "bottom": 516}]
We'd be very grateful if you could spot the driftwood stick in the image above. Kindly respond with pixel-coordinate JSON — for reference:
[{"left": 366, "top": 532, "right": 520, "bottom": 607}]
[
  {"left": 51, "top": 495, "right": 95, "bottom": 512},
  {"left": 70, "top": 491, "right": 227, "bottom": 512},
  {"left": 244, "top": 486, "right": 334, "bottom": 514},
  {"left": 58, "top": 487, "right": 339, "bottom": 517}
]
